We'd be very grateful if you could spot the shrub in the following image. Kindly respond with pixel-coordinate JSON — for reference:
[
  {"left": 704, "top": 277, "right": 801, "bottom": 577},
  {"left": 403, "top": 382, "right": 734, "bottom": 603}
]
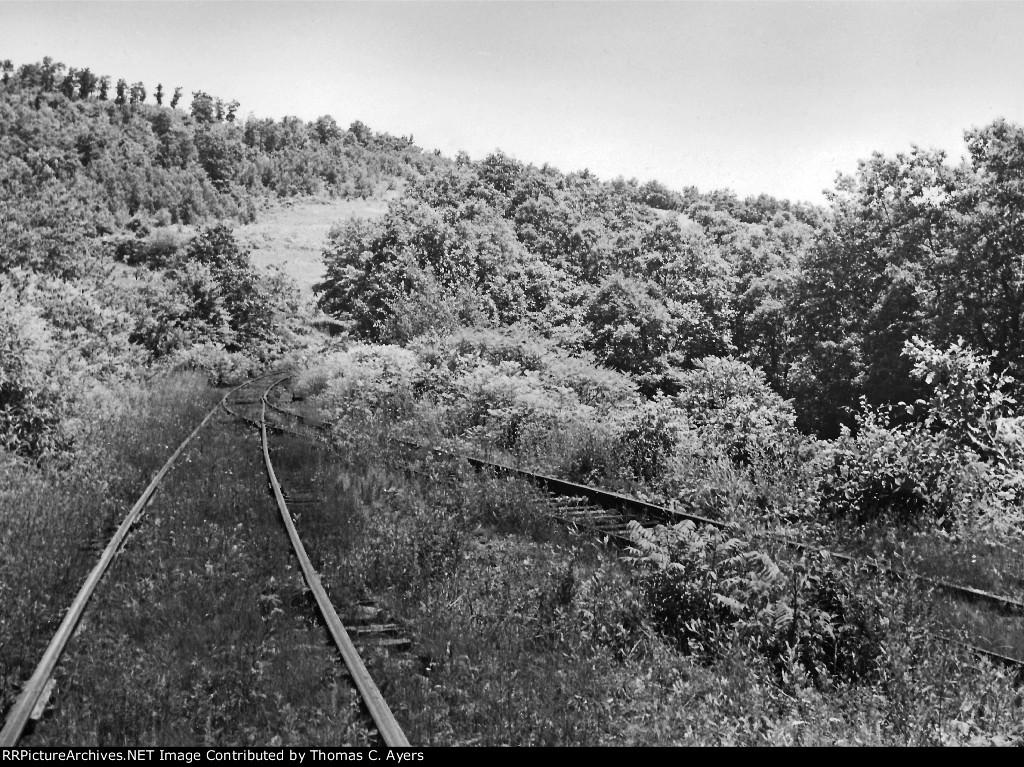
[
  {"left": 749, "top": 552, "right": 886, "bottom": 687},
  {"left": 818, "top": 404, "right": 1010, "bottom": 530},
  {"left": 300, "top": 344, "right": 423, "bottom": 422},
  {"left": 0, "top": 282, "right": 76, "bottom": 456},
  {"left": 820, "top": 339, "right": 1024, "bottom": 535},
  {"left": 614, "top": 399, "right": 683, "bottom": 482},
  {"left": 674, "top": 356, "right": 796, "bottom": 463},
  {"left": 128, "top": 225, "right": 299, "bottom": 359},
  {"left": 542, "top": 355, "right": 637, "bottom": 410},
  {"left": 449, "top": 361, "right": 590, "bottom": 454}
]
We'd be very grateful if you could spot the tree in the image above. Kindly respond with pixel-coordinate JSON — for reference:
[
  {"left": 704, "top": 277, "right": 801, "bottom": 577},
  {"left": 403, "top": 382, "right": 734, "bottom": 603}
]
[
  {"left": 40, "top": 56, "right": 64, "bottom": 91},
  {"left": 584, "top": 274, "right": 680, "bottom": 377},
  {"left": 789, "top": 146, "right": 958, "bottom": 434},
  {"left": 129, "top": 81, "right": 146, "bottom": 105},
  {"left": 154, "top": 83, "right": 164, "bottom": 106},
  {"left": 942, "top": 120, "right": 1024, "bottom": 365},
  {"left": 789, "top": 124, "right": 1024, "bottom": 433},
  {"left": 348, "top": 120, "right": 373, "bottom": 146},
  {"left": 179, "top": 224, "right": 289, "bottom": 349},
  {"left": 170, "top": 86, "right": 182, "bottom": 109},
  {"left": 97, "top": 75, "right": 110, "bottom": 101},
  {"left": 114, "top": 78, "right": 127, "bottom": 105},
  {"left": 77, "top": 68, "right": 97, "bottom": 99},
  {"left": 190, "top": 90, "right": 216, "bottom": 123},
  {"left": 194, "top": 123, "right": 246, "bottom": 189},
  {"left": 312, "top": 114, "right": 341, "bottom": 144},
  {"left": 59, "top": 68, "right": 77, "bottom": 99}
]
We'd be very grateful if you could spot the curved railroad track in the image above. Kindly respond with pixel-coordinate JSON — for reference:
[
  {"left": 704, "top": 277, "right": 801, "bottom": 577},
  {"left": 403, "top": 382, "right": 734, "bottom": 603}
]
[{"left": 0, "top": 371, "right": 287, "bottom": 746}]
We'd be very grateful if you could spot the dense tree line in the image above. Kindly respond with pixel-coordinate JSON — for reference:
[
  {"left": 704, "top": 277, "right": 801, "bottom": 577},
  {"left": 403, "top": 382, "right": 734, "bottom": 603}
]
[
  {"left": 317, "top": 122, "right": 1024, "bottom": 441},
  {"left": 315, "top": 152, "right": 818, "bottom": 399}
]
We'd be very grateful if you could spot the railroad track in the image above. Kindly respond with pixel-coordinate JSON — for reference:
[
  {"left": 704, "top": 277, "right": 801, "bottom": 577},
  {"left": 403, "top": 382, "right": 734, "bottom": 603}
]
[
  {"left": 256, "top": 381, "right": 1024, "bottom": 671},
  {"left": 1, "top": 372, "right": 410, "bottom": 747},
  {"left": 0, "top": 371, "right": 290, "bottom": 746},
  {"left": 224, "top": 375, "right": 409, "bottom": 747}
]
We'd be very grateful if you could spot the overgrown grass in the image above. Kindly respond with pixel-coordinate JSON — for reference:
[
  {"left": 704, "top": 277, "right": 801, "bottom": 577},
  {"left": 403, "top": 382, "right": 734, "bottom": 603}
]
[
  {"left": 12, "top": 366, "right": 1019, "bottom": 745},
  {"left": 235, "top": 196, "right": 395, "bottom": 301},
  {"left": 0, "top": 373, "right": 218, "bottom": 719}
]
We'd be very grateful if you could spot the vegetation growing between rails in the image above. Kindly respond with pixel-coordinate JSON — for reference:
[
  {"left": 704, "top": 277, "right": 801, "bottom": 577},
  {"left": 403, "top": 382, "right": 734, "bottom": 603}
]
[
  {"left": 0, "top": 374, "right": 220, "bottom": 721},
  {"left": 6, "top": 378, "right": 373, "bottom": 746}
]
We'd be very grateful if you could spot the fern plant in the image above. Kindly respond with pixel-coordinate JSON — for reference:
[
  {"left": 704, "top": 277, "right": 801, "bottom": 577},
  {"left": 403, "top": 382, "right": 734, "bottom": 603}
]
[{"left": 626, "top": 521, "right": 886, "bottom": 686}]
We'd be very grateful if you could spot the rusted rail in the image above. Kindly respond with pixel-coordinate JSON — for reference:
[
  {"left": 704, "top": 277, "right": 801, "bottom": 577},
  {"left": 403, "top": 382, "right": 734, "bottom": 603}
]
[
  {"left": 405, "top": 441, "right": 1024, "bottom": 613},
  {"left": 399, "top": 441, "right": 1024, "bottom": 669}
]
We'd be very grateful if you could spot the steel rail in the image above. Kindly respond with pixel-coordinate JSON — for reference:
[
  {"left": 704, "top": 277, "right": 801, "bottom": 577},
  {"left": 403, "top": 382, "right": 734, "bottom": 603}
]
[
  {"left": 256, "top": 382, "right": 409, "bottom": 748},
  {"left": 222, "top": 390, "right": 327, "bottom": 445},
  {"left": 264, "top": 398, "right": 329, "bottom": 430},
  {"left": 412, "top": 445, "right": 1024, "bottom": 669},
  {"left": 0, "top": 370, "right": 284, "bottom": 747}
]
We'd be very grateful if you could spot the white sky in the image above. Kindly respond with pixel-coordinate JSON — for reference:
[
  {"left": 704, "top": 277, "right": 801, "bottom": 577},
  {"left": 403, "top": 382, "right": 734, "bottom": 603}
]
[{"left": 3, "top": 1, "right": 1024, "bottom": 204}]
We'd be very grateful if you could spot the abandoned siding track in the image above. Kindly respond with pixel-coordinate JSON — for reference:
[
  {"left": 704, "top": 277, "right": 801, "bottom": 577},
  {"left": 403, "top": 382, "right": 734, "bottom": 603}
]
[
  {"left": 242, "top": 388, "right": 1024, "bottom": 674},
  {"left": 445, "top": 447, "right": 1024, "bottom": 671}
]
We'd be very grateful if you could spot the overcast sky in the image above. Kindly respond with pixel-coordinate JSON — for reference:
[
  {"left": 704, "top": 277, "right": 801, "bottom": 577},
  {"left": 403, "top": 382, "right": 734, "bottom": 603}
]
[{"left": 4, "top": 1, "right": 1024, "bottom": 203}]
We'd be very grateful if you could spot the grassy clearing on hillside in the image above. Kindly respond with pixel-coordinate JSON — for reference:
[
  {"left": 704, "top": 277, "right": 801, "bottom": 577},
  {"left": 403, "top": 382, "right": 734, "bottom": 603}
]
[{"left": 236, "top": 196, "right": 397, "bottom": 300}]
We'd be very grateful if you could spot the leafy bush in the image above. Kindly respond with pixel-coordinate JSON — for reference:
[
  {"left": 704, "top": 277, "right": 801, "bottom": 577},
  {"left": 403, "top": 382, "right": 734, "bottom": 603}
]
[
  {"left": 614, "top": 399, "right": 683, "bottom": 482},
  {"left": 0, "top": 285, "right": 76, "bottom": 456},
  {"left": 449, "top": 361, "right": 590, "bottom": 454},
  {"left": 674, "top": 356, "right": 796, "bottom": 463},
  {"left": 113, "top": 228, "right": 186, "bottom": 268},
  {"left": 819, "top": 338, "right": 1024, "bottom": 535},
  {"left": 298, "top": 344, "right": 423, "bottom": 422},
  {"left": 130, "top": 262, "right": 235, "bottom": 356},
  {"left": 542, "top": 355, "right": 637, "bottom": 410},
  {"left": 128, "top": 224, "right": 299, "bottom": 359}
]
